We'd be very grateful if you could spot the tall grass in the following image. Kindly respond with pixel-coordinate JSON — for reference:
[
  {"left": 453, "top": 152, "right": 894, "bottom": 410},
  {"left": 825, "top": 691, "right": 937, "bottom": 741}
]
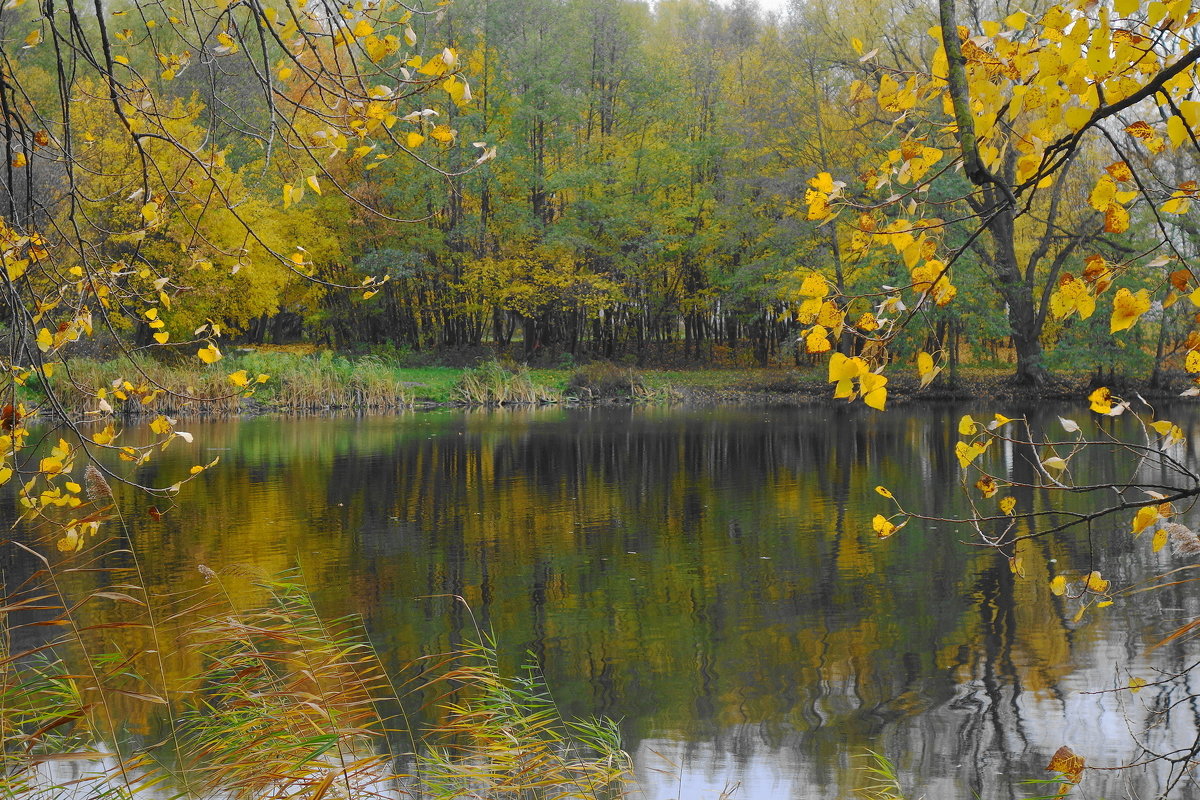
[
  {"left": 452, "top": 361, "right": 560, "bottom": 405},
  {"left": 0, "top": 520, "right": 631, "bottom": 800},
  {"left": 46, "top": 353, "right": 244, "bottom": 415},
  {"left": 43, "top": 351, "right": 416, "bottom": 416}
]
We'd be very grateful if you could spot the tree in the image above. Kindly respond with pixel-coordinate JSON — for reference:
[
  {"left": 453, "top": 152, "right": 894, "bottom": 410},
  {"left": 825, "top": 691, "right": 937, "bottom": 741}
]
[
  {"left": 0, "top": 0, "right": 488, "bottom": 511},
  {"left": 802, "top": 0, "right": 1200, "bottom": 789}
]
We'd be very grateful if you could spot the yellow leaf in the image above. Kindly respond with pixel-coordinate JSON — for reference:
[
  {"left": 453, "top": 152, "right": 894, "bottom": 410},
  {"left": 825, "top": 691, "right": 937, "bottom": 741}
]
[
  {"left": 860, "top": 372, "right": 887, "bottom": 411},
  {"left": 407, "top": 132, "right": 425, "bottom": 148},
  {"left": 1130, "top": 677, "right": 1147, "bottom": 693},
  {"left": 1132, "top": 505, "right": 1159, "bottom": 535},
  {"left": 283, "top": 183, "right": 293, "bottom": 208},
  {"left": 1088, "top": 176, "right": 1116, "bottom": 212},
  {"left": 353, "top": 18, "right": 373, "bottom": 37},
  {"left": 875, "top": 486, "right": 894, "bottom": 499},
  {"left": 1187, "top": 350, "right": 1200, "bottom": 373},
  {"left": 306, "top": 175, "right": 322, "bottom": 195},
  {"left": 805, "top": 325, "right": 831, "bottom": 354},
  {"left": 810, "top": 172, "right": 834, "bottom": 194},
  {"left": 1042, "top": 456, "right": 1068, "bottom": 472},
  {"left": 189, "top": 465, "right": 204, "bottom": 475},
  {"left": 1153, "top": 526, "right": 1168, "bottom": 553},
  {"left": 1045, "top": 746, "right": 1085, "bottom": 785},
  {"left": 197, "top": 343, "right": 222, "bottom": 364},
  {"left": 36, "top": 328, "right": 52, "bottom": 352},
  {"left": 955, "top": 440, "right": 988, "bottom": 468},
  {"left": 988, "top": 413, "right": 1014, "bottom": 430},
  {"left": 429, "top": 124, "right": 455, "bottom": 144},
  {"left": 24, "top": 29, "right": 42, "bottom": 47},
  {"left": 228, "top": 370, "right": 250, "bottom": 388},
  {"left": 958, "top": 414, "right": 978, "bottom": 435},
  {"left": 1163, "top": 193, "right": 1191, "bottom": 215},
  {"left": 1104, "top": 202, "right": 1130, "bottom": 234},
  {"left": 1088, "top": 387, "right": 1112, "bottom": 414},
  {"left": 1009, "top": 556, "right": 1025, "bottom": 577},
  {"left": 1049, "top": 575, "right": 1068, "bottom": 596},
  {"left": 11, "top": 152, "right": 27, "bottom": 168},
  {"left": 1110, "top": 287, "right": 1150, "bottom": 333},
  {"left": 872, "top": 514, "right": 899, "bottom": 539},
  {"left": 999, "top": 496, "right": 1016, "bottom": 515},
  {"left": 1083, "top": 571, "right": 1110, "bottom": 593},
  {"left": 917, "top": 351, "right": 940, "bottom": 388},
  {"left": 1168, "top": 115, "right": 1188, "bottom": 149},
  {"left": 153, "top": 331, "right": 168, "bottom": 344},
  {"left": 975, "top": 476, "right": 998, "bottom": 498}
]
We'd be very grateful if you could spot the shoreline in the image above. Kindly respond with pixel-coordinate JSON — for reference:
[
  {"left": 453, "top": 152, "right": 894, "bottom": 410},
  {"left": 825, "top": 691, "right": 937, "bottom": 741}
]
[{"left": 42, "top": 368, "right": 1197, "bottom": 419}]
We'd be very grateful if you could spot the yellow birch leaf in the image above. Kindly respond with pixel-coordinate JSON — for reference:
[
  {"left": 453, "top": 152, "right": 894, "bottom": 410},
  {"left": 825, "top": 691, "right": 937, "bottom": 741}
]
[
  {"left": 860, "top": 372, "right": 887, "bottom": 410},
  {"left": 1110, "top": 288, "right": 1149, "bottom": 332},
  {"left": 872, "top": 514, "right": 898, "bottom": 539},
  {"left": 306, "top": 175, "right": 322, "bottom": 195},
  {"left": 999, "top": 496, "right": 1016, "bottom": 515},
  {"left": 153, "top": 332, "right": 169, "bottom": 344},
  {"left": 917, "top": 351, "right": 940, "bottom": 388},
  {"left": 1132, "top": 505, "right": 1159, "bottom": 535},
  {"left": 1168, "top": 115, "right": 1188, "bottom": 149},
  {"left": 1153, "top": 526, "right": 1168, "bottom": 552},
  {"left": 1049, "top": 575, "right": 1068, "bottom": 596},
  {"left": 1104, "top": 202, "right": 1130, "bottom": 234},
  {"left": 197, "top": 343, "right": 222, "bottom": 364},
  {"left": 1088, "top": 387, "right": 1112, "bottom": 414},
  {"left": 1083, "top": 571, "right": 1109, "bottom": 593}
]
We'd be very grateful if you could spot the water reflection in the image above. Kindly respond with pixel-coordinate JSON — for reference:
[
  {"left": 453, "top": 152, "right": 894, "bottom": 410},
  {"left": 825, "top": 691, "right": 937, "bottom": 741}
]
[{"left": 7, "top": 404, "right": 1200, "bottom": 799}]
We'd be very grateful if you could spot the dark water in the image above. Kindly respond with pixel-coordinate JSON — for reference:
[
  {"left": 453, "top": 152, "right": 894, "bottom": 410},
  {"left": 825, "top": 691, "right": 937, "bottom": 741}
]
[{"left": 9, "top": 404, "right": 1200, "bottom": 799}]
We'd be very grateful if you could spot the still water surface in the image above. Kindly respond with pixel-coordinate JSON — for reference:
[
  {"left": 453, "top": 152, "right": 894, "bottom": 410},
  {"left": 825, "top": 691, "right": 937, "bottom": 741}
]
[{"left": 11, "top": 404, "right": 1200, "bottom": 799}]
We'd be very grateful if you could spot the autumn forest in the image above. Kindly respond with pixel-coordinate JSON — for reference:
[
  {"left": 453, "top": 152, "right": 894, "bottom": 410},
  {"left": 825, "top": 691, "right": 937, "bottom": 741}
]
[{"left": 8, "top": 0, "right": 1200, "bottom": 798}]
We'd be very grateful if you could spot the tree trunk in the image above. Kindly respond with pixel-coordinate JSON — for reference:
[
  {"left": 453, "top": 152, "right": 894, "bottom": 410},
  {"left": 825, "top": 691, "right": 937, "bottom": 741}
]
[{"left": 988, "top": 208, "right": 1046, "bottom": 384}]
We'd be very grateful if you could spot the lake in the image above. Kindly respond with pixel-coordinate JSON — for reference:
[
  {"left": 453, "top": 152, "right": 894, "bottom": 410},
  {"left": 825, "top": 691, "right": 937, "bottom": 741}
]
[{"left": 7, "top": 404, "right": 1200, "bottom": 799}]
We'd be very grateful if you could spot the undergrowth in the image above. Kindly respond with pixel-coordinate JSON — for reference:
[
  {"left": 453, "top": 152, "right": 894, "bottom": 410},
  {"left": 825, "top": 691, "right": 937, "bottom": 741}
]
[
  {"left": 44, "top": 351, "right": 417, "bottom": 415},
  {"left": 452, "top": 360, "right": 560, "bottom": 405}
]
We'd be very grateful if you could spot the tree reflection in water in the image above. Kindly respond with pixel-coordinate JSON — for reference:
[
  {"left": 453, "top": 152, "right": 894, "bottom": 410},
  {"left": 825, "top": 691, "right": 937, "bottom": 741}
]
[{"left": 6, "top": 405, "right": 1200, "bottom": 799}]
